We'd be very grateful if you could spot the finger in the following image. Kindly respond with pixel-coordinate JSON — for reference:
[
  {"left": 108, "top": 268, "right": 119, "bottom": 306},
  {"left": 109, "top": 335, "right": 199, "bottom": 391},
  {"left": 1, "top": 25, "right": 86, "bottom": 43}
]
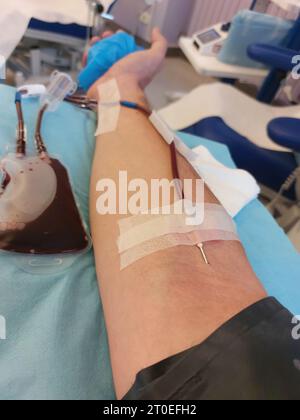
[
  {"left": 82, "top": 55, "right": 87, "bottom": 67},
  {"left": 150, "top": 27, "right": 168, "bottom": 58},
  {"left": 90, "top": 36, "right": 102, "bottom": 46},
  {"left": 142, "top": 27, "right": 167, "bottom": 74},
  {"left": 82, "top": 50, "right": 89, "bottom": 67},
  {"left": 102, "top": 30, "right": 114, "bottom": 39},
  {"left": 91, "top": 30, "right": 114, "bottom": 46}
]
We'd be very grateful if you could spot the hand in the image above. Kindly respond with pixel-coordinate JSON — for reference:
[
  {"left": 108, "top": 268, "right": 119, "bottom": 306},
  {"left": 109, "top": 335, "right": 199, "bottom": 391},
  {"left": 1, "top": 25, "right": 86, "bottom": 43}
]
[{"left": 87, "top": 28, "right": 167, "bottom": 101}]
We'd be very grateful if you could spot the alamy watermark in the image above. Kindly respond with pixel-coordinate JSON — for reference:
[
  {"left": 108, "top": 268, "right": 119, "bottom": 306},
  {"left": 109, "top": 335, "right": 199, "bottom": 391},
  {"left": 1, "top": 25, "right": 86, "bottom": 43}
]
[
  {"left": 0, "top": 315, "right": 6, "bottom": 340},
  {"left": 0, "top": 55, "right": 5, "bottom": 80},
  {"left": 292, "top": 55, "right": 300, "bottom": 80},
  {"left": 96, "top": 171, "right": 205, "bottom": 226},
  {"left": 292, "top": 315, "right": 300, "bottom": 340}
]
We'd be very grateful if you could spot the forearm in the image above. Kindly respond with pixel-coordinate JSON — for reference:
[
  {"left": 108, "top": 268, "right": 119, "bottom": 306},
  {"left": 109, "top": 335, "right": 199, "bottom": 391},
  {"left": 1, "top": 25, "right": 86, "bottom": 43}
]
[
  {"left": 90, "top": 76, "right": 262, "bottom": 281},
  {"left": 90, "top": 78, "right": 190, "bottom": 396},
  {"left": 90, "top": 78, "right": 266, "bottom": 398}
]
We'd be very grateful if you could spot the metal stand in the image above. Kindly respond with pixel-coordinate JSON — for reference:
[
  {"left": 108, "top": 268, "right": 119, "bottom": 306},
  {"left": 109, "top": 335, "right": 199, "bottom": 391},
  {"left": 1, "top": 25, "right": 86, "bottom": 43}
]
[{"left": 7, "top": 1, "right": 116, "bottom": 84}]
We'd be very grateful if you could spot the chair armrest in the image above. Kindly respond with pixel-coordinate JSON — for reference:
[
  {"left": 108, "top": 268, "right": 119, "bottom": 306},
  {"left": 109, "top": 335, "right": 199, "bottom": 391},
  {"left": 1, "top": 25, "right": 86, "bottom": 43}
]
[
  {"left": 247, "top": 44, "right": 298, "bottom": 71},
  {"left": 268, "top": 118, "right": 300, "bottom": 153}
]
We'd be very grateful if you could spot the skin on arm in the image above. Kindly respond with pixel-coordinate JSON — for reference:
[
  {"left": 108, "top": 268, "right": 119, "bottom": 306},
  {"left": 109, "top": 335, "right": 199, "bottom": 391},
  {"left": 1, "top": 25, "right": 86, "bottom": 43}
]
[{"left": 89, "top": 30, "right": 267, "bottom": 399}]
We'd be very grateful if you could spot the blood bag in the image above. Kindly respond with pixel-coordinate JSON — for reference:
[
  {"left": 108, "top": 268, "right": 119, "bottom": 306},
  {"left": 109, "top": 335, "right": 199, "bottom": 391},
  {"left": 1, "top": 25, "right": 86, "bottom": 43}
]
[
  {"left": 0, "top": 79, "right": 91, "bottom": 273},
  {"left": 0, "top": 153, "right": 89, "bottom": 255}
]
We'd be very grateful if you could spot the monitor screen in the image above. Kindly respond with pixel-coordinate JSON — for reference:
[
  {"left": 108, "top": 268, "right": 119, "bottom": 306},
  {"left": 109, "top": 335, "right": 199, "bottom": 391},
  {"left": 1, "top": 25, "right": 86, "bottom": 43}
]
[{"left": 197, "top": 29, "right": 221, "bottom": 45}]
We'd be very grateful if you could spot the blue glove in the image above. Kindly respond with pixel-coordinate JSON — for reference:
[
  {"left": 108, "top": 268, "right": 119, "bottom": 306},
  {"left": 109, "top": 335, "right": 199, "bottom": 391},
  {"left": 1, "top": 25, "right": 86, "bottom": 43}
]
[{"left": 78, "top": 32, "right": 143, "bottom": 91}]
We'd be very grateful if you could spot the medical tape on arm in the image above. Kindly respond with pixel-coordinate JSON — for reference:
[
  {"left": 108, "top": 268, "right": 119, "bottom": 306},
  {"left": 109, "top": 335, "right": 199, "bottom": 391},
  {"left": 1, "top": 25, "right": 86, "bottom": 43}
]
[
  {"left": 118, "top": 202, "right": 236, "bottom": 253},
  {"left": 150, "top": 111, "right": 224, "bottom": 181},
  {"left": 95, "top": 79, "right": 121, "bottom": 135},
  {"left": 120, "top": 229, "right": 239, "bottom": 270},
  {"left": 118, "top": 202, "right": 240, "bottom": 270},
  {"left": 149, "top": 111, "right": 199, "bottom": 162}
]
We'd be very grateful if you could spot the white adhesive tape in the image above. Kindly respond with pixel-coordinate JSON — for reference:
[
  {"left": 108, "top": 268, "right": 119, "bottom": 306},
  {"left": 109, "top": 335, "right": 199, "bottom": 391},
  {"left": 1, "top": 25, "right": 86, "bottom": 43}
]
[
  {"left": 118, "top": 203, "right": 235, "bottom": 254},
  {"left": 120, "top": 229, "right": 240, "bottom": 270},
  {"left": 95, "top": 79, "right": 121, "bottom": 135},
  {"left": 149, "top": 111, "right": 175, "bottom": 145}
]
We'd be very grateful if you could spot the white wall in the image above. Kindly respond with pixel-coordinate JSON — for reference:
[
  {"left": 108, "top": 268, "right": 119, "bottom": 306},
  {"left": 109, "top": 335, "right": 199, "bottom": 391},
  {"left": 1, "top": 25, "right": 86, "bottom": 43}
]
[
  {"left": 187, "top": 0, "right": 252, "bottom": 35},
  {"left": 112, "top": 0, "right": 298, "bottom": 45},
  {"left": 151, "top": 0, "right": 194, "bottom": 44},
  {"left": 113, "top": 0, "right": 252, "bottom": 43},
  {"left": 113, "top": 0, "right": 194, "bottom": 45}
]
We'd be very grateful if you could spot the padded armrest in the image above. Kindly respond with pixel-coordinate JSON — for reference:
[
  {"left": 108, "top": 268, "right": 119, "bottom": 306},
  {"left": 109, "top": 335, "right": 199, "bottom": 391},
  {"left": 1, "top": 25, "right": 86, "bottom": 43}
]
[
  {"left": 268, "top": 118, "right": 300, "bottom": 153},
  {"left": 247, "top": 44, "right": 297, "bottom": 71}
]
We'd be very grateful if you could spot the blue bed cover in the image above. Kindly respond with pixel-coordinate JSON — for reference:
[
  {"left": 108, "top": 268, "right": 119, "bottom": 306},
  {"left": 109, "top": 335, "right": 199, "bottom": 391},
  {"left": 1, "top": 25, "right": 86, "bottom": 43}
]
[{"left": 0, "top": 85, "right": 299, "bottom": 400}]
